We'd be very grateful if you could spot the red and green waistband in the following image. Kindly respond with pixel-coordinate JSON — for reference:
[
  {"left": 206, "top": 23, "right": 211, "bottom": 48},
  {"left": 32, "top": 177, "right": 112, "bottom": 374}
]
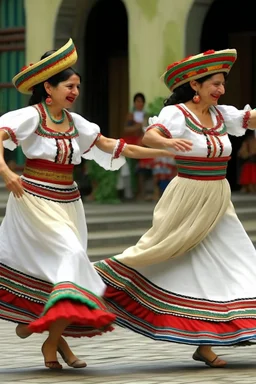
[{"left": 175, "top": 156, "right": 231, "bottom": 180}]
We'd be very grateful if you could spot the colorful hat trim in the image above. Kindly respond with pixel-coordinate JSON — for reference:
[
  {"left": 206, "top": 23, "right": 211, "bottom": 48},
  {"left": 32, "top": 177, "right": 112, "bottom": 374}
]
[
  {"left": 12, "top": 38, "right": 77, "bottom": 94},
  {"left": 162, "top": 49, "right": 237, "bottom": 92}
]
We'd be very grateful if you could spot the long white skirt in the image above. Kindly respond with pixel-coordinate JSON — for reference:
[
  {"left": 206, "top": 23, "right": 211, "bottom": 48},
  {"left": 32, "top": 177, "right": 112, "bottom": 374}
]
[
  {"left": 95, "top": 177, "right": 256, "bottom": 345},
  {"left": 0, "top": 185, "right": 115, "bottom": 337}
]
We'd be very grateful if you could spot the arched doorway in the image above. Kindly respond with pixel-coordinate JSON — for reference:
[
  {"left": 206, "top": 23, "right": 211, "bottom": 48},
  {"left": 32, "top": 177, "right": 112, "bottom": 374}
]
[
  {"left": 83, "top": 0, "right": 128, "bottom": 137},
  {"left": 55, "top": 0, "right": 128, "bottom": 138},
  {"left": 186, "top": 0, "right": 256, "bottom": 190}
]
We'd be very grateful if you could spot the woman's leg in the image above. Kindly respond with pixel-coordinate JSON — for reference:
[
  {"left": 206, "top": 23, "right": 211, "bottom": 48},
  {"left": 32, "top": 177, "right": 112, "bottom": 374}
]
[
  {"left": 16, "top": 322, "right": 86, "bottom": 368},
  {"left": 58, "top": 337, "right": 87, "bottom": 368},
  {"left": 193, "top": 346, "right": 227, "bottom": 367},
  {"left": 41, "top": 319, "right": 70, "bottom": 369}
]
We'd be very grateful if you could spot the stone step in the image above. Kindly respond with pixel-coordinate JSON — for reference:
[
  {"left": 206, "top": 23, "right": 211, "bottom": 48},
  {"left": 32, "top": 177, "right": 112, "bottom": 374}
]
[
  {"left": 88, "top": 228, "right": 145, "bottom": 248},
  {"left": 236, "top": 207, "right": 256, "bottom": 221},
  {"left": 242, "top": 220, "right": 256, "bottom": 233},
  {"left": 89, "top": 244, "right": 129, "bottom": 261},
  {"left": 86, "top": 214, "right": 153, "bottom": 231},
  {"left": 87, "top": 219, "right": 256, "bottom": 249},
  {"left": 230, "top": 194, "right": 256, "bottom": 208},
  {"left": 84, "top": 202, "right": 155, "bottom": 217}
]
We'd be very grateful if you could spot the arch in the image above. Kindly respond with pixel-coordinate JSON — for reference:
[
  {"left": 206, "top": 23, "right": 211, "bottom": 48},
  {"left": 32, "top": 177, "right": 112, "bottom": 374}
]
[
  {"left": 185, "top": 0, "right": 214, "bottom": 56},
  {"left": 54, "top": 0, "right": 98, "bottom": 113}
]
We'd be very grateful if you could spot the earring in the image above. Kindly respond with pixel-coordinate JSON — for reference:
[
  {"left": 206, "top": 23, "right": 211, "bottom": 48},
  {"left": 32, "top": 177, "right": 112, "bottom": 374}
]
[
  {"left": 192, "top": 91, "right": 200, "bottom": 104},
  {"left": 45, "top": 96, "right": 52, "bottom": 105}
]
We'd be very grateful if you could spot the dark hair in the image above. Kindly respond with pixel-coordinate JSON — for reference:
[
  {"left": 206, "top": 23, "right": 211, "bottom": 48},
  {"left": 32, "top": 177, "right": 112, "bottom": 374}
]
[
  {"left": 28, "top": 50, "right": 81, "bottom": 106},
  {"left": 164, "top": 72, "right": 228, "bottom": 106},
  {"left": 133, "top": 92, "right": 145, "bottom": 103}
]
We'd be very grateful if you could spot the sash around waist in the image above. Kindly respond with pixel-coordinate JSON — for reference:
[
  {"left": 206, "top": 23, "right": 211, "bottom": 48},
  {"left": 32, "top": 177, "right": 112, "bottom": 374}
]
[
  {"left": 23, "top": 159, "right": 74, "bottom": 185},
  {"left": 175, "top": 156, "right": 231, "bottom": 180}
]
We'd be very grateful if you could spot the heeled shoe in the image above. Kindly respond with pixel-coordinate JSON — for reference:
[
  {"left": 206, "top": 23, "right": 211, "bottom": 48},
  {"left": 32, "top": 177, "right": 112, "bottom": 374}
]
[
  {"left": 15, "top": 324, "right": 32, "bottom": 339},
  {"left": 192, "top": 347, "right": 227, "bottom": 368},
  {"left": 58, "top": 347, "right": 87, "bottom": 368},
  {"left": 41, "top": 341, "right": 63, "bottom": 370}
]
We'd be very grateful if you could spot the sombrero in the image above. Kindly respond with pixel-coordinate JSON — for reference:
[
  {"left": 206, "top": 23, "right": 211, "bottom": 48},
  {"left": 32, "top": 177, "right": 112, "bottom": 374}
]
[
  {"left": 162, "top": 49, "right": 237, "bottom": 92},
  {"left": 12, "top": 38, "right": 77, "bottom": 94}
]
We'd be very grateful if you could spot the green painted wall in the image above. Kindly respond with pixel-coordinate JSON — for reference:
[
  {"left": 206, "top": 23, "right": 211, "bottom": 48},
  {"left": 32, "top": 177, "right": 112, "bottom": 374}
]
[
  {"left": 0, "top": 0, "right": 26, "bottom": 114},
  {"left": 0, "top": 0, "right": 26, "bottom": 164}
]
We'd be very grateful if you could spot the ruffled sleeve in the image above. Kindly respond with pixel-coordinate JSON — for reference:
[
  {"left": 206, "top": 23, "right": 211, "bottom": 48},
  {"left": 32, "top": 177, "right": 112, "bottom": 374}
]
[
  {"left": 71, "top": 112, "right": 126, "bottom": 171},
  {"left": 0, "top": 106, "right": 39, "bottom": 150},
  {"left": 71, "top": 112, "right": 100, "bottom": 153},
  {"left": 146, "top": 105, "right": 186, "bottom": 138},
  {"left": 216, "top": 105, "right": 250, "bottom": 136}
]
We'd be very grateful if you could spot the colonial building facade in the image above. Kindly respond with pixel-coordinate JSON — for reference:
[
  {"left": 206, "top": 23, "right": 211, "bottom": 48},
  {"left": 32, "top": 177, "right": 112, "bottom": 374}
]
[{"left": 0, "top": 0, "right": 255, "bottom": 187}]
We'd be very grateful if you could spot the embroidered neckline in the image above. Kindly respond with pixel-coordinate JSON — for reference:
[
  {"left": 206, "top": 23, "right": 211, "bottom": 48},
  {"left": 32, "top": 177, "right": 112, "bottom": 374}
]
[
  {"left": 176, "top": 104, "right": 227, "bottom": 136},
  {"left": 33, "top": 103, "right": 79, "bottom": 139}
]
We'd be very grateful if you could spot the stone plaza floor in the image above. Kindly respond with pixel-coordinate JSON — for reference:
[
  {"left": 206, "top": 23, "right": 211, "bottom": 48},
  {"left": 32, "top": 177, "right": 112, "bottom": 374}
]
[{"left": 0, "top": 321, "right": 256, "bottom": 383}]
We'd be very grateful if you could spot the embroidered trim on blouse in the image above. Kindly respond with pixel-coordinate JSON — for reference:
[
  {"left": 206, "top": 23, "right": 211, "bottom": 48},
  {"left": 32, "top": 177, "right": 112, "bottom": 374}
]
[
  {"left": 0, "top": 127, "right": 18, "bottom": 145},
  {"left": 147, "top": 124, "right": 172, "bottom": 138},
  {"left": 176, "top": 105, "right": 227, "bottom": 136},
  {"left": 33, "top": 103, "right": 79, "bottom": 139},
  {"left": 83, "top": 133, "right": 101, "bottom": 154},
  {"left": 243, "top": 110, "right": 250, "bottom": 129},
  {"left": 55, "top": 138, "right": 73, "bottom": 165}
]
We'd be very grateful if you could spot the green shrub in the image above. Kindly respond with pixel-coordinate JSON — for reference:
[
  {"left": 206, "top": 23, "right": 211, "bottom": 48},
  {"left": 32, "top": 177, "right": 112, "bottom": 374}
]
[{"left": 147, "top": 96, "right": 166, "bottom": 116}]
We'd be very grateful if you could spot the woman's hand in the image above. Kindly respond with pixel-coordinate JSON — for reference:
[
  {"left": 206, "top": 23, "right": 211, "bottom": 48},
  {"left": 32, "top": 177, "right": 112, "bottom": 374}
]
[
  {"left": 167, "top": 138, "right": 193, "bottom": 152},
  {"left": 0, "top": 165, "right": 24, "bottom": 198}
]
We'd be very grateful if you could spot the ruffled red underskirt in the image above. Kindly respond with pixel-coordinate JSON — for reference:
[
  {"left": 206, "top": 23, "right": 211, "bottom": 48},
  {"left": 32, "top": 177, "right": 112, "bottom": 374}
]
[
  {"left": 0, "top": 290, "right": 115, "bottom": 337},
  {"left": 28, "top": 299, "right": 115, "bottom": 335}
]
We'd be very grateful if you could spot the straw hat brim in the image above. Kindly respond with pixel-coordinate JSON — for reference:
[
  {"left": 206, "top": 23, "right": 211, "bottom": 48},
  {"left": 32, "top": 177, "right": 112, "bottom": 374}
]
[{"left": 12, "top": 38, "right": 78, "bottom": 94}]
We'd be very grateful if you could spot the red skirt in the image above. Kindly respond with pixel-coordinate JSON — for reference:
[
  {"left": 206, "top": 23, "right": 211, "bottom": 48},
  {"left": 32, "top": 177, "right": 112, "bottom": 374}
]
[
  {"left": 0, "top": 264, "right": 115, "bottom": 338},
  {"left": 239, "top": 162, "right": 256, "bottom": 185}
]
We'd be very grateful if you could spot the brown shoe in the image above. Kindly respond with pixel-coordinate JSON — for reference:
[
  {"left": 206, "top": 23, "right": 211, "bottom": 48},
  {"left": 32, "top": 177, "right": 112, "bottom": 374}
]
[
  {"left": 193, "top": 348, "right": 227, "bottom": 368},
  {"left": 58, "top": 348, "right": 87, "bottom": 368}
]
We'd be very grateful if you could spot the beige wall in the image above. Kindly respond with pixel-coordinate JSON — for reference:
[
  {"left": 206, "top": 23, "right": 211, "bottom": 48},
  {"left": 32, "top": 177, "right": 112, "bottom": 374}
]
[
  {"left": 123, "top": 0, "right": 194, "bottom": 105},
  {"left": 24, "top": 0, "right": 62, "bottom": 63},
  {"left": 24, "top": 0, "right": 194, "bottom": 107}
]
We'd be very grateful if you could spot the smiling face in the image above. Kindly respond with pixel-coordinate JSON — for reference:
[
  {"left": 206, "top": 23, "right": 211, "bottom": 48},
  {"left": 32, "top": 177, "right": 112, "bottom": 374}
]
[
  {"left": 44, "top": 74, "right": 81, "bottom": 109},
  {"left": 192, "top": 73, "right": 226, "bottom": 106}
]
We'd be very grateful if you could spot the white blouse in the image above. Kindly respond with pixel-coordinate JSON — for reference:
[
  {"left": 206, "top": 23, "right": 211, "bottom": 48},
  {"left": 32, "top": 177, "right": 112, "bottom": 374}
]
[
  {"left": 147, "top": 104, "right": 250, "bottom": 158},
  {"left": 0, "top": 106, "right": 125, "bottom": 171}
]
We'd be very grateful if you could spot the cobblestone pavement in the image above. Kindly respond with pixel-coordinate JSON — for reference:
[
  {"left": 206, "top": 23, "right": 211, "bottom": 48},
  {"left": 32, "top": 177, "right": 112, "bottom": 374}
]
[{"left": 0, "top": 322, "right": 256, "bottom": 384}]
